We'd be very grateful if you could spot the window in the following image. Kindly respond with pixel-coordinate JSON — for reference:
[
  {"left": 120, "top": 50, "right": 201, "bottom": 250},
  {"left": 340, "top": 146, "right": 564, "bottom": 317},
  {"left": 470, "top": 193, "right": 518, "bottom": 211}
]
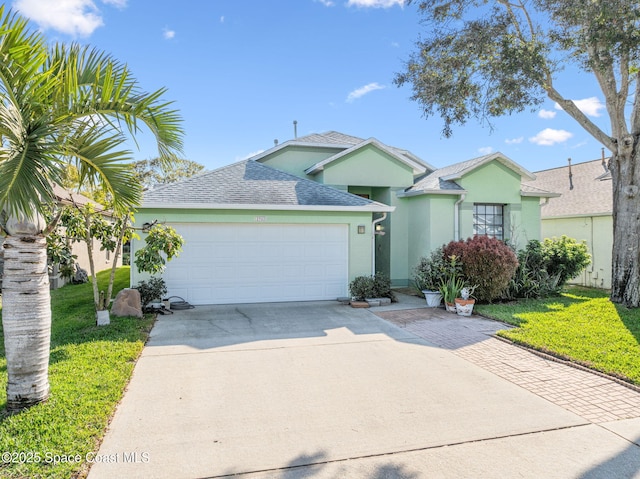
[{"left": 473, "top": 204, "right": 504, "bottom": 240}]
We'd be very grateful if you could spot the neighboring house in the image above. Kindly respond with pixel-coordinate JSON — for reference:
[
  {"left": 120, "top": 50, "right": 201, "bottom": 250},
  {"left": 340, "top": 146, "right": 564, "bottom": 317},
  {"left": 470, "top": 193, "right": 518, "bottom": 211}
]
[
  {"left": 524, "top": 157, "right": 613, "bottom": 289},
  {"left": 132, "top": 131, "right": 556, "bottom": 305},
  {"left": 0, "top": 185, "right": 121, "bottom": 290},
  {"left": 50, "top": 185, "right": 123, "bottom": 288}
]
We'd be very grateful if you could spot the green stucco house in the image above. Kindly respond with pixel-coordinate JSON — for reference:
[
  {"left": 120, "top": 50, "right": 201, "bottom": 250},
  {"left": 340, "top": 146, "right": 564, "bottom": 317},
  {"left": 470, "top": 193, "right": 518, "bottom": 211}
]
[{"left": 132, "top": 131, "right": 556, "bottom": 305}]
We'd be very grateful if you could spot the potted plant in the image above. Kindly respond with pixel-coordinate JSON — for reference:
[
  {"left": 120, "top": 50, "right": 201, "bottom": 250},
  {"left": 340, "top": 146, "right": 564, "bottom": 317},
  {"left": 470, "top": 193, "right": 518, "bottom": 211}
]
[
  {"left": 455, "top": 286, "right": 477, "bottom": 316},
  {"left": 413, "top": 248, "right": 446, "bottom": 307},
  {"left": 440, "top": 275, "right": 465, "bottom": 312},
  {"left": 439, "top": 254, "right": 464, "bottom": 312}
]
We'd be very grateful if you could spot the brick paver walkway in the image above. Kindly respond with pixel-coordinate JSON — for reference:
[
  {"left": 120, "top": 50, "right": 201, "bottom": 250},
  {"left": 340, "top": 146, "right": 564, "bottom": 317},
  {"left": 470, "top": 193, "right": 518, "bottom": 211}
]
[{"left": 375, "top": 308, "right": 640, "bottom": 424}]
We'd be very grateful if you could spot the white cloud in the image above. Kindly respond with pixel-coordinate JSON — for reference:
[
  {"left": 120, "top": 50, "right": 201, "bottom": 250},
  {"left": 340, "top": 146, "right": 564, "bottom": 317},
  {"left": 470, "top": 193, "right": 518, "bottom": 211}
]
[
  {"left": 347, "top": 0, "right": 404, "bottom": 7},
  {"left": 505, "top": 137, "right": 524, "bottom": 145},
  {"left": 478, "top": 146, "right": 494, "bottom": 155},
  {"left": 220, "top": 16, "right": 225, "bottom": 23},
  {"left": 538, "top": 109, "right": 556, "bottom": 120},
  {"left": 555, "top": 97, "right": 605, "bottom": 118},
  {"left": 13, "top": 0, "right": 126, "bottom": 37},
  {"left": 315, "top": 0, "right": 335, "bottom": 5},
  {"left": 346, "top": 82, "right": 385, "bottom": 102},
  {"left": 163, "top": 28, "right": 175, "bottom": 39},
  {"left": 529, "top": 128, "right": 573, "bottom": 146}
]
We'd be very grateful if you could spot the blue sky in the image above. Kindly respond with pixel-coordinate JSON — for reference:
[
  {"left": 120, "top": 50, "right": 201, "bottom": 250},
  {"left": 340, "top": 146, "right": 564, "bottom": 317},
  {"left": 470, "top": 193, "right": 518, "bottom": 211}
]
[{"left": 13, "top": 0, "right": 612, "bottom": 173}]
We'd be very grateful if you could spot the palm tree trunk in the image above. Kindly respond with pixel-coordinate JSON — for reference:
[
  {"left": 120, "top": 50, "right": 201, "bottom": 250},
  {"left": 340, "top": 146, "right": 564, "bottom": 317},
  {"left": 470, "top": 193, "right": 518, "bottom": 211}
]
[
  {"left": 1, "top": 234, "right": 51, "bottom": 413},
  {"left": 610, "top": 143, "right": 640, "bottom": 307}
]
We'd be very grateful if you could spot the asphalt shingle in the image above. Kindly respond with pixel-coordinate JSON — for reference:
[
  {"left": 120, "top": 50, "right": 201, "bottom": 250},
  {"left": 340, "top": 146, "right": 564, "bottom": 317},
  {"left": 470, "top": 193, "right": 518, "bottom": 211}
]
[
  {"left": 143, "top": 159, "right": 375, "bottom": 208},
  {"left": 525, "top": 159, "right": 612, "bottom": 217}
]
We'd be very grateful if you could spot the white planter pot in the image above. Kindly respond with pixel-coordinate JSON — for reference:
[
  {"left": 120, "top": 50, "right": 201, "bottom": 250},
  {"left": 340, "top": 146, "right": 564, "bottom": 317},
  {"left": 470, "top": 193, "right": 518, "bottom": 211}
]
[
  {"left": 422, "top": 290, "right": 442, "bottom": 308},
  {"left": 455, "top": 299, "right": 475, "bottom": 317},
  {"left": 96, "top": 309, "right": 110, "bottom": 326}
]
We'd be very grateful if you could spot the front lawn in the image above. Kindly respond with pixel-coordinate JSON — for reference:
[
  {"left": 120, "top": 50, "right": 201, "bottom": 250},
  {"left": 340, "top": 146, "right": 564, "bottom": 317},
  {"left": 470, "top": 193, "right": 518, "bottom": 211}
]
[
  {"left": 0, "top": 267, "right": 153, "bottom": 479},
  {"left": 476, "top": 287, "right": 640, "bottom": 386}
]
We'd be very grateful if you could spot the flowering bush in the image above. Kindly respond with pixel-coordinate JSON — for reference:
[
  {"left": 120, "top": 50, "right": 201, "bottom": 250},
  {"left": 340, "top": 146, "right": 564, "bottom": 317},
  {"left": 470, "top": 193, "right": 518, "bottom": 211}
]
[{"left": 443, "top": 236, "right": 518, "bottom": 302}]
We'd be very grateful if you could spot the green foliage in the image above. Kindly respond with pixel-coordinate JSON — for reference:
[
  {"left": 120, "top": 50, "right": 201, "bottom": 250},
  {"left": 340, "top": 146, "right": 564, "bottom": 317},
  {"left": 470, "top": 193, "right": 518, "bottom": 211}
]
[
  {"left": 412, "top": 246, "right": 447, "bottom": 292},
  {"left": 505, "top": 240, "right": 561, "bottom": 299},
  {"left": 134, "top": 276, "right": 168, "bottom": 309},
  {"left": 134, "top": 224, "right": 184, "bottom": 274},
  {"left": 132, "top": 157, "right": 205, "bottom": 190},
  {"left": 437, "top": 254, "right": 465, "bottom": 304},
  {"left": 541, "top": 236, "right": 591, "bottom": 287},
  {"left": 443, "top": 236, "right": 519, "bottom": 303},
  {"left": 476, "top": 286, "right": 640, "bottom": 386},
  {"left": 349, "top": 273, "right": 395, "bottom": 302}
]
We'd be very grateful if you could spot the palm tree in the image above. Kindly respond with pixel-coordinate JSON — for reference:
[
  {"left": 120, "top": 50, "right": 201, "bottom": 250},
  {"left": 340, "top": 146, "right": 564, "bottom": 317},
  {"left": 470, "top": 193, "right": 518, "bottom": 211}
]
[{"left": 0, "top": 7, "right": 183, "bottom": 413}]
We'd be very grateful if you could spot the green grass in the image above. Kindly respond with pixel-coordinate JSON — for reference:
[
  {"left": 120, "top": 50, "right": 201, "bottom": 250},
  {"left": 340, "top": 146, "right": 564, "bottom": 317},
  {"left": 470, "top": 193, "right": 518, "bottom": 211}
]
[
  {"left": 476, "top": 287, "right": 640, "bottom": 386},
  {"left": 0, "top": 267, "right": 154, "bottom": 479}
]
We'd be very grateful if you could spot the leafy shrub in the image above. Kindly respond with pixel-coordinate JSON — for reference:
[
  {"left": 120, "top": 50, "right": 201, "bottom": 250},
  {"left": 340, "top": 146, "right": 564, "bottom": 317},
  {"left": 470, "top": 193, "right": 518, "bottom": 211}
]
[
  {"left": 542, "top": 236, "right": 591, "bottom": 286},
  {"left": 443, "top": 236, "right": 519, "bottom": 303},
  {"left": 504, "top": 240, "right": 561, "bottom": 299},
  {"left": 135, "top": 276, "right": 168, "bottom": 309},
  {"left": 349, "top": 273, "right": 396, "bottom": 302},
  {"left": 412, "top": 247, "right": 447, "bottom": 292}
]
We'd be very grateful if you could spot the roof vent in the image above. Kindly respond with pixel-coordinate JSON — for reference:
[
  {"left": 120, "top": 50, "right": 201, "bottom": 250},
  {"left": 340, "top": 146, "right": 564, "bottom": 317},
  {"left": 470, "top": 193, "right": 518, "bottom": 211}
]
[
  {"left": 274, "top": 139, "right": 278, "bottom": 146},
  {"left": 293, "top": 120, "right": 298, "bottom": 139},
  {"left": 568, "top": 158, "right": 574, "bottom": 190},
  {"left": 601, "top": 147, "right": 608, "bottom": 172}
]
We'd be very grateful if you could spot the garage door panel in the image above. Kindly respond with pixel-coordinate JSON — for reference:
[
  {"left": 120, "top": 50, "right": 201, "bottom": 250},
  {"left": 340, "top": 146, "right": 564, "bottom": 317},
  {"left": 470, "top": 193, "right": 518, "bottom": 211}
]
[{"left": 163, "top": 223, "right": 349, "bottom": 305}]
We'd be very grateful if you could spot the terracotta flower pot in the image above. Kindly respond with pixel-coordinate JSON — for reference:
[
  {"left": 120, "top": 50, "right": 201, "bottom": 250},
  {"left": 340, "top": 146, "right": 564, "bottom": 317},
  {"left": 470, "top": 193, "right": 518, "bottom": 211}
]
[{"left": 454, "top": 298, "right": 476, "bottom": 316}]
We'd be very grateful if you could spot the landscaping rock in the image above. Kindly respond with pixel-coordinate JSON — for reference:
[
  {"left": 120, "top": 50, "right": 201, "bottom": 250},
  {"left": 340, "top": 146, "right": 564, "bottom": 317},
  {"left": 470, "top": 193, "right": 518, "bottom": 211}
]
[
  {"left": 111, "top": 288, "right": 143, "bottom": 318},
  {"left": 73, "top": 265, "right": 88, "bottom": 284}
]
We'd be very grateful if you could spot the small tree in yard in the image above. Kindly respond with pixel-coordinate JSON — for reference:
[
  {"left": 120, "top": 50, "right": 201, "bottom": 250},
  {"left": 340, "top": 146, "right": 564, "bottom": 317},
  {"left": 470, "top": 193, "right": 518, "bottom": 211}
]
[{"left": 396, "top": 0, "right": 640, "bottom": 307}]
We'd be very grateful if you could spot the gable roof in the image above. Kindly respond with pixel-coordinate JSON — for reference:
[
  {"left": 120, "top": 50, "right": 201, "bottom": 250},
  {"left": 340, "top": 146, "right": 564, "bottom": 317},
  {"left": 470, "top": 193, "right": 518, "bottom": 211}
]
[
  {"left": 142, "top": 159, "right": 393, "bottom": 212},
  {"left": 524, "top": 159, "right": 612, "bottom": 217},
  {"left": 304, "top": 137, "right": 429, "bottom": 176},
  {"left": 401, "top": 152, "right": 550, "bottom": 197},
  {"left": 252, "top": 130, "right": 435, "bottom": 174}
]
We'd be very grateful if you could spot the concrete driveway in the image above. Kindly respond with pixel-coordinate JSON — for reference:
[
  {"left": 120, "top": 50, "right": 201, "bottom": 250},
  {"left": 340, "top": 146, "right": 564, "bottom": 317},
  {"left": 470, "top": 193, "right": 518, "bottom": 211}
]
[{"left": 88, "top": 298, "right": 640, "bottom": 479}]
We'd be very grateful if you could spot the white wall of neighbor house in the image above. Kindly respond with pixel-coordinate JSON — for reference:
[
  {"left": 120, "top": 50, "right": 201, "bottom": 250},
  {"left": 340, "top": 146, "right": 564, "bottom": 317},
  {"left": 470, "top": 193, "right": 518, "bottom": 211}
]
[{"left": 541, "top": 214, "right": 612, "bottom": 289}]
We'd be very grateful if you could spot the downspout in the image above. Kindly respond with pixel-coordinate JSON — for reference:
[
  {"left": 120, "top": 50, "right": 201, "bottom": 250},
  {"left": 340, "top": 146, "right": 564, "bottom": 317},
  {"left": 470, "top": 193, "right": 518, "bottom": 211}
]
[
  {"left": 454, "top": 194, "right": 466, "bottom": 241},
  {"left": 372, "top": 213, "right": 387, "bottom": 274}
]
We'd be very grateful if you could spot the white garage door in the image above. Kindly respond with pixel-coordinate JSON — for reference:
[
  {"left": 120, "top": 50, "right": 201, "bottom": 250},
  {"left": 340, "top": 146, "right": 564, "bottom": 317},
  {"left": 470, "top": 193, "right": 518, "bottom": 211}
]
[{"left": 163, "top": 223, "right": 349, "bottom": 305}]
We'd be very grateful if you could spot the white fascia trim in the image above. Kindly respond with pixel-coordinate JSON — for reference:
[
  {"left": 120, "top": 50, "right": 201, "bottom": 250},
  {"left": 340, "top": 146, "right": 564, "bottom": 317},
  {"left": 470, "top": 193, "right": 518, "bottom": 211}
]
[
  {"left": 521, "top": 191, "right": 562, "bottom": 198},
  {"left": 542, "top": 212, "right": 612, "bottom": 220},
  {"left": 251, "top": 140, "right": 353, "bottom": 162},
  {"left": 442, "top": 152, "right": 536, "bottom": 182},
  {"left": 396, "top": 188, "right": 468, "bottom": 198},
  {"left": 141, "top": 202, "right": 395, "bottom": 213},
  {"left": 304, "top": 138, "right": 427, "bottom": 176}
]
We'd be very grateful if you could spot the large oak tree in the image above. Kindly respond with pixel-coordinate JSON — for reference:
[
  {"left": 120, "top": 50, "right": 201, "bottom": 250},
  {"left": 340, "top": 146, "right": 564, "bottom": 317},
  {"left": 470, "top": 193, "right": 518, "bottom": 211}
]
[{"left": 395, "top": 0, "right": 640, "bottom": 306}]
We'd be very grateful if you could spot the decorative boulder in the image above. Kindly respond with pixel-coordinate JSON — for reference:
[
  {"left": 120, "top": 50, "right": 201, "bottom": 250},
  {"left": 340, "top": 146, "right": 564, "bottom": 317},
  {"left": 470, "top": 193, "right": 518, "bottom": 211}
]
[
  {"left": 73, "top": 265, "right": 89, "bottom": 284},
  {"left": 111, "top": 288, "right": 143, "bottom": 318}
]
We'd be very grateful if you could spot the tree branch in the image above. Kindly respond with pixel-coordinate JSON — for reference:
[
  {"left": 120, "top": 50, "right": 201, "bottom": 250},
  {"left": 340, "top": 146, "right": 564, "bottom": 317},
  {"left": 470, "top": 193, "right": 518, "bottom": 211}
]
[
  {"left": 545, "top": 84, "right": 616, "bottom": 151},
  {"left": 631, "top": 73, "right": 640, "bottom": 135},
  {"left": 586, "top": 43, "right": 627, "bottom": 138}
]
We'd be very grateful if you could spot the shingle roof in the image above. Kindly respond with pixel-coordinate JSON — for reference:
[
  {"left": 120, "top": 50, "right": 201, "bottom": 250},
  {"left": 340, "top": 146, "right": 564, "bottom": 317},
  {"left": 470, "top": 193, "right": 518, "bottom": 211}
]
[
  {"left": 142, "top": 159, "right": 387, "bottom": 209},
  {"left": 295, "top": 131, "right": 364, "bottom": 146},
  {"left": 525, "top": 159, "right": 613, "bottom": 217},
  {"left": 406, "top": 152, "right": 537, "bottom": 194},
  {"left": 254, "top": 130, "right": 435, "bottom": 172}
]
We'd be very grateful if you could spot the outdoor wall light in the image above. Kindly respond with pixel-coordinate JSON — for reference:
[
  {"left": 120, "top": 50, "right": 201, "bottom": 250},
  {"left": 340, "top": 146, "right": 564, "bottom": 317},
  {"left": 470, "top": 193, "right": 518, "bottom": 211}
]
[
  {"left": 357, "top": 225, "right": 366, "bottom": 234},
  {"left": 375, "top": 224, "right": 384, "bottom": 232}
]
